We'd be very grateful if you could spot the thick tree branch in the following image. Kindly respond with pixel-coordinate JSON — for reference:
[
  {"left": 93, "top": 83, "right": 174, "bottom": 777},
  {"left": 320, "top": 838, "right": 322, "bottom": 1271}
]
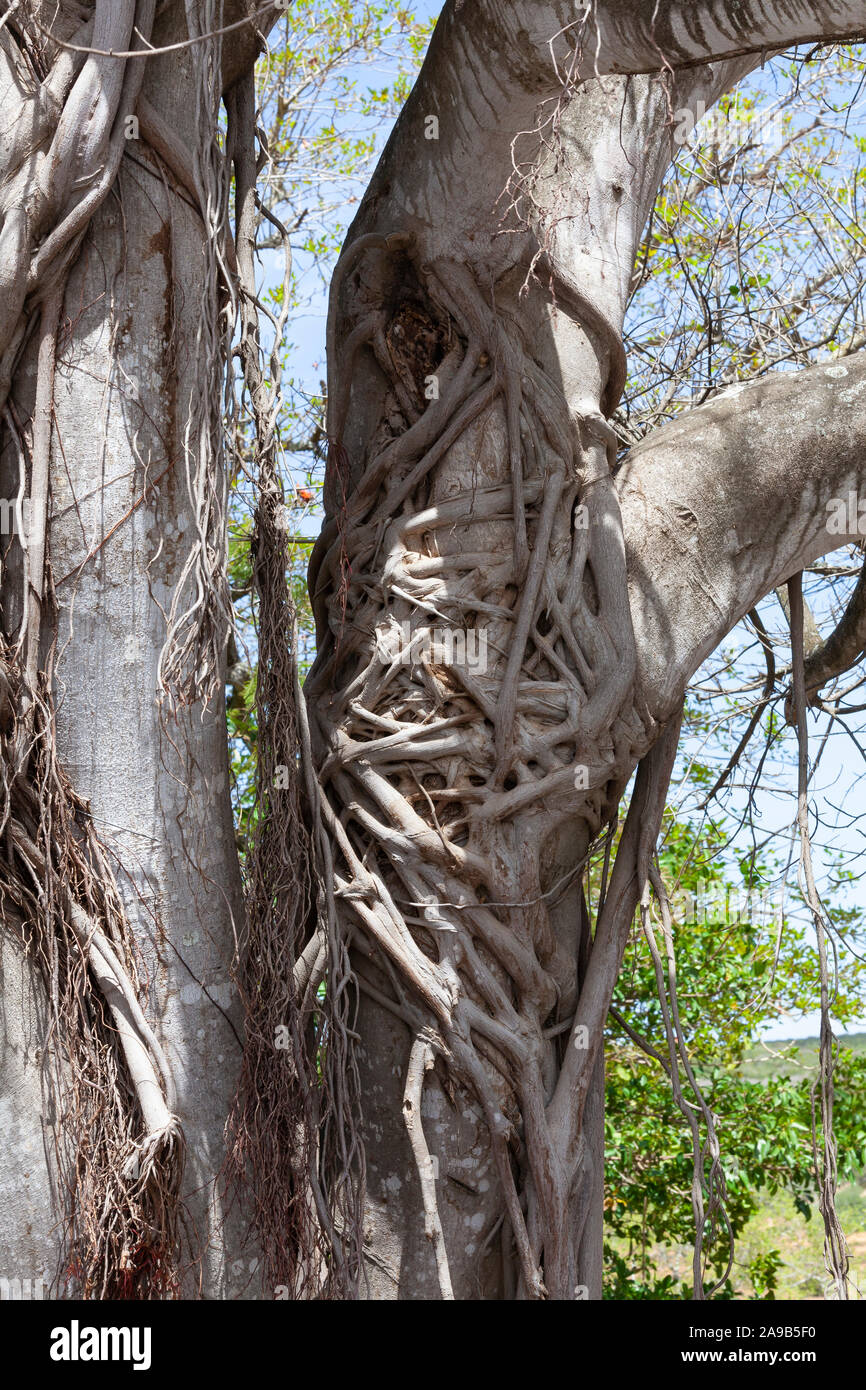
[
  {"left": 617, "top": 353, "right": 866, "bottom": 720},
  {"left": 542, "top": 1, "right": 866, "bottom": 77}
]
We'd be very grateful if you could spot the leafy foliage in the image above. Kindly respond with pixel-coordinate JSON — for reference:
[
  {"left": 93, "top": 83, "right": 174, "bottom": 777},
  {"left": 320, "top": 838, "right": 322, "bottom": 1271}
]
[{"left": 602, "top": 810, "right": 866, "bottom": 1296}]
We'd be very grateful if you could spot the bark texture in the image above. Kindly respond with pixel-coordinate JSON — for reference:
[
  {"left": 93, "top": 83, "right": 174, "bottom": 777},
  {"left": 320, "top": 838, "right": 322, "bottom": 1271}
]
[
  {"left": 0, "top": 2, "right": 273, "bottom": 1299},
  {"left": 3, "top": 0, "right": 866, "bottom": 1304},
  {"left": 307, "top": 0, "right": 866, "bottom": 1299}
]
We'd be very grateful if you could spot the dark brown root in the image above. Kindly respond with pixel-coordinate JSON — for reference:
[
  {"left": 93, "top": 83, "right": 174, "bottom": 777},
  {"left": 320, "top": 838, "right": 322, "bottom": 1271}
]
[
  {"left": 0, "top": 639, "right": 184, "bottom": 1298},
  {"left": 223, "top": 70, "right": 364, "bottom": 1300}
]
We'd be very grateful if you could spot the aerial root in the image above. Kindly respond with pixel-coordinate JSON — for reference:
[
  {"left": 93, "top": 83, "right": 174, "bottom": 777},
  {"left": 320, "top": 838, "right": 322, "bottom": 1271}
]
[
  {"left": 308, "top": 230, "right": 652, "bottom": 1295},
  {"left": 789, "top": 574, "right": 851, "bottom": 1300},
  {"left": 223, "top": 67, "right": 364, "bottom": 1300},
  {"left": 403, "top": 1033, "right": 455, "bottom": 1300},
  {"left": 0, "top": 642, "right": 183, "bottom": 1297}
]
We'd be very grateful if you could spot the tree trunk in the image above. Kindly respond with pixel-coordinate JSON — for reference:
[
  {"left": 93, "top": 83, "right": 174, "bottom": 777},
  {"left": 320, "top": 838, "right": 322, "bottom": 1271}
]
[
  {"left": 307, "top": 1, "right": 866, "bottom": 1299},
  {"left": 0, "top": 7, "right": 258, "bottom": 1299}
]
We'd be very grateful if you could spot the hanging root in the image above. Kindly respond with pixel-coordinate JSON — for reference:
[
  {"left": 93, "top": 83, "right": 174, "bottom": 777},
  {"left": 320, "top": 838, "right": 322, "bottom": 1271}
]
[
  {"left": 156, "top": 0, "right": 234, "bottom": 710},
  {"left": 0, "top": 640, "right": 183, "bottom": 1297},
  {"left": 0, "top": 3, "right": 360, "bottom": 1298},
  {"left": 0, "top": 3, "right": 190, "bottom": 1295},
  {"left": 402, "top": 1033, "right": 454, "bottom": 1300},
  {"left": 788, "top": 574, "right": 851, "bottom": 1300},
  {"left": 306, "top": 229, "right": 664, "bottom": 1297},
  {"left": 639, "top": 863, "right": 733, "bottom": 1299},
  {"left": 2, "top": 276, "right": 182, "bottom": 1295},
  {"left": 223, "top": 70, "right": 364, "bottom": 1299}
]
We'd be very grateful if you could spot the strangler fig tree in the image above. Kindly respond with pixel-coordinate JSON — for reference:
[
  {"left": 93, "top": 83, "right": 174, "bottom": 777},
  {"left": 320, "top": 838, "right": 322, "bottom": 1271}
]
[
  {"left": 3, "top": 0, "right": 866, "bottom": 1305},
  {"left": 307, "top": 1, "right": 866, "bottom": 1300}
]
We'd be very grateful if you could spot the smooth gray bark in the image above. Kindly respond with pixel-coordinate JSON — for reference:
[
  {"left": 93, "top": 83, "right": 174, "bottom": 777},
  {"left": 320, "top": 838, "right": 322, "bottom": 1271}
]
[{"left": 0, "top": 25, "right": 254, "bottom": 1300}]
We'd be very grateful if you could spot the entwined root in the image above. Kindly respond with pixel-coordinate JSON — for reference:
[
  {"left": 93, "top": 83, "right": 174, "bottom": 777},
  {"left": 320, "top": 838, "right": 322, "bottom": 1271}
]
[{"left": 307, "top": 232, "right": 657, "bottom": 1296}]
